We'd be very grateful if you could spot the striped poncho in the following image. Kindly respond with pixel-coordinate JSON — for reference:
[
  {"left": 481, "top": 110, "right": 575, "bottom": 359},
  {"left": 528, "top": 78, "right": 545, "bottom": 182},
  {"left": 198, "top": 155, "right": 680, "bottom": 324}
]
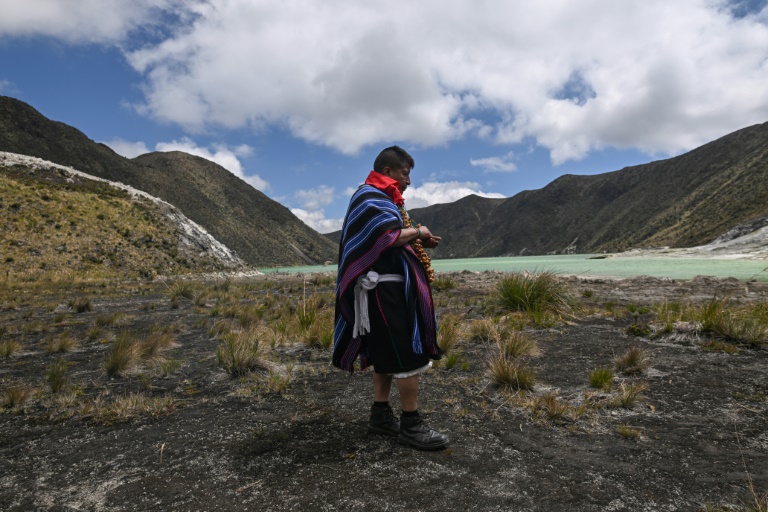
[{"left": 332, "top": 184, "right": 439, "bottom": 372}]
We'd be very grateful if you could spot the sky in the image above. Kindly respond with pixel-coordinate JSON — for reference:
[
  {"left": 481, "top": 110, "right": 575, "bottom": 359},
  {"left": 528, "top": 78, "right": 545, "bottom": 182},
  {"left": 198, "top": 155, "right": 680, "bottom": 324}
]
[{"left": 1, "top": 0, "right": 768, "bottom": 233}]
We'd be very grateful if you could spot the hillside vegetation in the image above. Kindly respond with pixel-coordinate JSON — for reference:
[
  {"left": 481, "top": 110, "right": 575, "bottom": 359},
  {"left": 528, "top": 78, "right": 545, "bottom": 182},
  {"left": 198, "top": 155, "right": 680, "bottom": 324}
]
[
  {"left": 0, "top": 160, "right": 234, "bottom": 281},
  {"left": 406, "top": 121, "right": 768, "bottom": 258},
  {"left": 0, "top": 96, "right": 337, "bottom": 267}
]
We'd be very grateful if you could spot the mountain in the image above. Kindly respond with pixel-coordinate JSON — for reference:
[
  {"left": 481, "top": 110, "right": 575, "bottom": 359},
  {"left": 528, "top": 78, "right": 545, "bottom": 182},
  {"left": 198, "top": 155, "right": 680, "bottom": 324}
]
[
  {"left": 0, "top": 96, "right": 337, "bottom": 267},
  {"left": 403, "top": 121, "right": 768, "bottom": 258},
  {"left": 1, "top": 152, "right": 243, "bottom": 280}
]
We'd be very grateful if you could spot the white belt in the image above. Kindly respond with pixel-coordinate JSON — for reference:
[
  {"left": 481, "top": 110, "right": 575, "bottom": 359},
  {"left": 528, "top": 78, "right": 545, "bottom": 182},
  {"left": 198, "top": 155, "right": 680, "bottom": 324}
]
[{"left": 353, "top": 271, "right": 405, "bottom": 338}]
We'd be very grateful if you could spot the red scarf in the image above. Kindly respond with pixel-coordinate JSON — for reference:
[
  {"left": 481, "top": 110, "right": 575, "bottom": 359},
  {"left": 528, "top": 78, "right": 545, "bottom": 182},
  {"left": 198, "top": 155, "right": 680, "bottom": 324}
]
[{"left": 364, "top": 171, "right": 404, "bottom": 206}]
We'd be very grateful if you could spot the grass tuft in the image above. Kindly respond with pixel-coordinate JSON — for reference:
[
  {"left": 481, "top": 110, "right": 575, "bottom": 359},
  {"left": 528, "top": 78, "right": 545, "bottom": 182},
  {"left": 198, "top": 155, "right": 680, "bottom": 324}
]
[
  {"left": 495, "top": 271, "right": 574, "bottom": 317},
  {"left": 615, "top": 346, "right": 650, "bottom": 375},
  {"left": 104, "top": 331, "right": 141, "bottom": 377},
  {"left": 438, "top": 314, "right": 462, "bottom": 354},
  {"left": 488, "top": 352, "right": 535, "bottom": 390},
  {"left": 589, "top": 366, "right": 614, "bottom": 391},
  {"left": 0, "top": 340, "right": 22, "bottom": 357},
  {"left": 432, "top": 275, "right": 457, "bottom": 292},
  {"left": 216, "top": 327, "right": 271, "bottom": 377},
  {"left": 47, "top": 358, "right": 70, "bottom": 393},
  {"left": 613, "top": 381, "right": 648, "bottom": 408},
  {"left": 2, "top": 382, "right": 33, "bottom": 407},
  {"left": 44, "top": 330, "right": 78, "bottom": 353},
  {"left": 498, "top": 330, "right": 541, "bottom": 358},
  {"left": 68, "top": 296, "right": 92, "bottom": 313},
  {"left": 618, "top": 424, "right": 641, "bottom": 440}
]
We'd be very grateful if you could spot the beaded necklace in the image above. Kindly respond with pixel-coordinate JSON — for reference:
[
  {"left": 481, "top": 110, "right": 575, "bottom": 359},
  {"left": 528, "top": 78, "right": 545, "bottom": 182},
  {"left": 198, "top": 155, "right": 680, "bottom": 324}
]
[{"left": 399, "top": 205, "right": 434, "bottom": 282}]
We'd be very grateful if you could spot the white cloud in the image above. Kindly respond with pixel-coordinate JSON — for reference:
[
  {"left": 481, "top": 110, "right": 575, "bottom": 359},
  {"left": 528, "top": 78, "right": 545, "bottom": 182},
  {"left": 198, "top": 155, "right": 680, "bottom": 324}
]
[
  {"left": 103, "top": 138, "right": 150, "bottom": 158},
  {"left": 0, "top": 0, "right": 199, "bottom": 44},
  {"left": 294, "top": 185, "right": 335, "bottom": 211},
  {"left": 118, "top": 0, "right": 768, "bottom": 163},
  {"left": 8, "top": 1, "right": 768, "bottom": 164},
  {"left": 0, "top": 80, "right": 17, "bottom": 94},
  {"left": 403, "top": 181, "right": 505, "bottom": 209},
  {"left": 103, "top": 136, "right": 268, "bottom": 191},
  {"left": 470, "top": 153, "right": 517, "bottom": 173},
  {"left": 291, "top": 208, "right": 343, "bottom": 234}
]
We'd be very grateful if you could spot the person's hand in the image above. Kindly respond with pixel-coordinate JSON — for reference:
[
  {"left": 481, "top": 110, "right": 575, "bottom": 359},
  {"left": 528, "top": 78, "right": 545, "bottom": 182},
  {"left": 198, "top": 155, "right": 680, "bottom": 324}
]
[
  {"left": 417, "top": 226, "right": 441, "bottom": 248},
  {"left": 422, "top": 236, "right": 440, "bottom": 248}
]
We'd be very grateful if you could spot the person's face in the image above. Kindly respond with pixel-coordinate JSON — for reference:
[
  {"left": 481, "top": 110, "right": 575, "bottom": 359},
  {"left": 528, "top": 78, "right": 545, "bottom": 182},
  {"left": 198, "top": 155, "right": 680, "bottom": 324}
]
[{"left": 384, "top": 166, "right": 411, "bottom": 193}]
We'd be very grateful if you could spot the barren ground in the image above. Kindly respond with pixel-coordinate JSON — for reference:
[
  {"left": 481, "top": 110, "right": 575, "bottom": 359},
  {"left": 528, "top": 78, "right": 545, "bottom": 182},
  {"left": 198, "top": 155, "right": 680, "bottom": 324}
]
[{"left": 1, "top": 272, "right": 767, "bottom": 511}]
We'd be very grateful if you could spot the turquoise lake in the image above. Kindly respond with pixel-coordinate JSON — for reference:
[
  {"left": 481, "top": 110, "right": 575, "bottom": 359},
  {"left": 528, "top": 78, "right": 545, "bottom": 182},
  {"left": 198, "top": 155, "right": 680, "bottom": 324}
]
[{"left": 260, "top": 254, "right": 768, "bottom": 281}]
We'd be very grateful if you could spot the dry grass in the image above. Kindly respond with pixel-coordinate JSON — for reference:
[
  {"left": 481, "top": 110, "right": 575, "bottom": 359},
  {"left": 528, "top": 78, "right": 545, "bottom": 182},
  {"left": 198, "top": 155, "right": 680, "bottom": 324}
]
[
  {"left": 78, "top": 393, "right": 175, "bottom": 424},
  {"left": 612, "top": 381, "right": 649, "bottom": 408},
  {"left": 2, "top": 381, "right": 34, "bottom": 407},
  {"left": 216, "top": 326, "right": 272, "bottom": 377},
  {"left": 103, "top": 328, "right": 177, "bottom": 377},
  {"left": 47, "top": 358, "right": 69, "bottom": 393},
  {"left": 498, "top": 330, "right": 541, "bottom": 358},
  {"left": 615, "top": 346, "right": 650, "bottom": 375},
  {"left": 44, "top": 330, "right": 78, "bottom": 353},
  {"left": 488, "top": 352, "right": 535, "bottom": 390},
  {"left": 438, "top": 313, "right": 462, "bottom": 354},
  {"left": 495, "top": 271, "right": 575, "bottom": 319},
  {"left": 0, "top": 340, "right": 22, "bottom": 357},
  {"left": 589, "top": 367, "right": 614, "bottom": 391},
  {"left": 468, "top": 318, "right": 498, "bottom": 342},
  {"left": 618, "top": 424, "right": 641, "bottom": 440}
]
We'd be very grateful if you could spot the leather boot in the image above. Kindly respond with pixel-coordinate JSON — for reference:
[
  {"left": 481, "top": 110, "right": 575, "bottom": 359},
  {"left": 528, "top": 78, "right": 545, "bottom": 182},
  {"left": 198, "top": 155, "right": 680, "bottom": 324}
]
[
  {"left": 368, "top": 404, "right": 400, "bottom": 437},
  {"left": 398, "top": 412, "right": 449, "bottom": 450}
]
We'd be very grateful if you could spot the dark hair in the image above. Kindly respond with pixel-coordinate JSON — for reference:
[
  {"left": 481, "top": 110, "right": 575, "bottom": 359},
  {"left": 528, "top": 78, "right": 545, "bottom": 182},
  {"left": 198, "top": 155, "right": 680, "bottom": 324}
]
[{"left": 373, "top": 145, "right": 415, "bottom": 173}]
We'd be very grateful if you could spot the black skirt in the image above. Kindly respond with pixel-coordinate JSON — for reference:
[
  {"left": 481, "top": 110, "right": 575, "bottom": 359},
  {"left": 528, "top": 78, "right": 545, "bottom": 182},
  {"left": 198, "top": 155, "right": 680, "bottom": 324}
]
[{"left": 361, "top": 278, "right": 430, "bottom": 374}]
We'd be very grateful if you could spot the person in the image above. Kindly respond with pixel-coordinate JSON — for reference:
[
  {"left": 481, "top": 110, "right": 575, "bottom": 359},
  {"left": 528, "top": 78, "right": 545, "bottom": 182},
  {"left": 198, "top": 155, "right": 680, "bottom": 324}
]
[{"left": 333, "top": 145, "right": 448, "bottom": 451}]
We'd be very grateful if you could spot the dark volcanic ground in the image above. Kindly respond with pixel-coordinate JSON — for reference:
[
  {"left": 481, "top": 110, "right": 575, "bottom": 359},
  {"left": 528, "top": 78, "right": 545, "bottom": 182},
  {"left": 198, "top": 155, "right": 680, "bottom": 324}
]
[{"left": 1, "top": 272, "right": 767, "bottom": 511}]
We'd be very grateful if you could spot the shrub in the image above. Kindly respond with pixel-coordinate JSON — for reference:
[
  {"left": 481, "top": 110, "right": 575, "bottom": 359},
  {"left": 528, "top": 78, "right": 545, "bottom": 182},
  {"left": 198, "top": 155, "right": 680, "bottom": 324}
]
[
  {"left": 216, "top": 327, "right": 271, "bottom": 377},
  {"left": 531, "top": 393, "right": 572, "bottom": 424},
  {"left": 613, "top": 381, "right": 648, "bottom": 408},
  {"left": 498, "top": 330, "right": 541, "bottom": 358},
  {"left": 468, "top": 318, "right": 498, "bottom": 342},
  {"left": 615, "top": 346, "right": 650, "bottom": 375},
  {"left": 0, "top": 340, "right": 22, "bottom": 357},
  {"left": 167, "top": 280, "right": 195, "bottom": 301},
  {"left": 488, "top": 353, "right": 535, "bottom": 390},
  {"left": 625, "top": 323, "right": 652, "bottom": 337},
  {"left": 432, "top": 275, "right": 457, "bottom": 292},
  {"left": 495, "top": 271, "right": 574, "bottom": 317},
  {"left": 438, "top": 314, "right": 462, "bottom": 354},
  {"left": 2, "top": 382, "right": 33, "bottom": 407},
  {"left": 45, "top": 330, "right": 78, "bottom": 353},
  {"left": 589, "top": 366, "right": 614, "bottom": 391},
  {"left": 68, "top": 296, "right": 92, "bottom": 313},
  {"left": 104, "top": 331, "right": 141, "bottom": 377},
  {"left": 139, "top": 330, "right": 178, "bottom": 360},
  {"left": 47, "top": 358, "right": 69, "bottom": 393},
  {"left": 618, "top": 424, "right": 641, "bottom": 440}
]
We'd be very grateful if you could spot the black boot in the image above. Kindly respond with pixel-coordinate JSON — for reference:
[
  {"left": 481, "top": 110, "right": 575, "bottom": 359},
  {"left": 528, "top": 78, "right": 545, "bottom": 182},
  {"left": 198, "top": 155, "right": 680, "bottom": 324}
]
[
  {"left": 368, "top": 404, "right": 400, "bottom": 437},
  {"left": 398, "top": 412, "right": 449, "bottom": 450}
]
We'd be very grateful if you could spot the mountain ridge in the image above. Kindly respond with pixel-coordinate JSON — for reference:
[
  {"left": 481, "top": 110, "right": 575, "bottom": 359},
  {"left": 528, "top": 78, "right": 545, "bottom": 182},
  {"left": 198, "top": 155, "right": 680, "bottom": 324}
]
[
  {"left": 0, "top": 96, "right": 337, "bottom": 267},
  {"left": 402, "top": 121, "right": 768, "bottom": 258}
]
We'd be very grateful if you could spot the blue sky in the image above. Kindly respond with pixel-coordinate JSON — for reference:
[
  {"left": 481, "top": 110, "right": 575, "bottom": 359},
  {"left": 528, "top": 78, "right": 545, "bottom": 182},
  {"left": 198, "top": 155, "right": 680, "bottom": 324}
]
[{"left": 1, "top": 0, "right": 767, "bottom": 233}]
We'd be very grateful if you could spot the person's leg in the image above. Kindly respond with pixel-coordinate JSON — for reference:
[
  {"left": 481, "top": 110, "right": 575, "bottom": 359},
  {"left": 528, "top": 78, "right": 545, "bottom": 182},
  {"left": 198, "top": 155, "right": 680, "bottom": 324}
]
[
  {"left": 396, "top": 374, "right": 449, "bottom": 450},
  {"left": 373, "top": 372, "right": 393, "bottom": 402},
  {"left": 396, "top": 375, "right": 419, "bottom": 411},
  {"left": 368, "top": 372, "right": 399, "bottom": 437}
]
